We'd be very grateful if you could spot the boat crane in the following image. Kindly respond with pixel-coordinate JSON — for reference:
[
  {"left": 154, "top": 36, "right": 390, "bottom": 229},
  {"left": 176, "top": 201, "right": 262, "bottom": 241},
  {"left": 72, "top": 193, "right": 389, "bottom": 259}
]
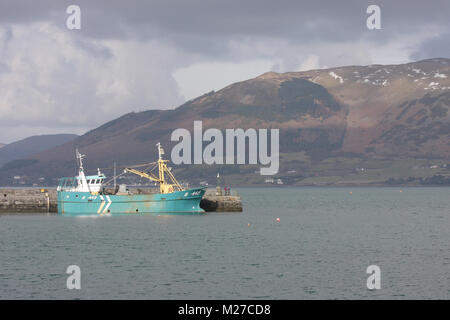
[{"left": 124, "top": 143, "right": 183, "bottom": 194}]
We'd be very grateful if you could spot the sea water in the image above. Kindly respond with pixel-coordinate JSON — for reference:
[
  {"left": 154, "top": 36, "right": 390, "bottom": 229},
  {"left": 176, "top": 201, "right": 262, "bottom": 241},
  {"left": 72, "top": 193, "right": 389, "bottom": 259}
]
[{"left": 0, "top": 187, "right": 448, "bottom": 299}]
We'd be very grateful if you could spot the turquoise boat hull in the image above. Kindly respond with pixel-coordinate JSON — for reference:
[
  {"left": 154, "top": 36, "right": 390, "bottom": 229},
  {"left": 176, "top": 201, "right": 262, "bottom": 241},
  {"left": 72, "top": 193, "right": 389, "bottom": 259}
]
[{"left": 57, "top": 187, "right": 206, "bottom": 216}]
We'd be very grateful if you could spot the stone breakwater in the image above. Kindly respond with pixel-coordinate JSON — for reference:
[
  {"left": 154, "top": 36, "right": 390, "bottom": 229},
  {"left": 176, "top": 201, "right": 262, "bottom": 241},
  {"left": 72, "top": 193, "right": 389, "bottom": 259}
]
[
  {"left": 0, "top": 188, "right": 242, "bottom": 214},
  {"left": 200, "top": 189, "right": 243, "bottom": 212},
  {"left": 0, "top": 189, "right": 57, "bottom": 214}
]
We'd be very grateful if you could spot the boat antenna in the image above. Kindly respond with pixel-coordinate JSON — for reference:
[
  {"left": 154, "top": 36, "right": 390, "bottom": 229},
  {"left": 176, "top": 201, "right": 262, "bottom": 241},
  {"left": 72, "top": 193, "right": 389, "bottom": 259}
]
[
  {"left": 156, "top": 142, "right": 165, "bottom": 160},
  {"left": 113, "top": 162, "right": 117, "bottom": 189},
  {"left": 75, "top": 148, "right": 85, "bottom": 171}
]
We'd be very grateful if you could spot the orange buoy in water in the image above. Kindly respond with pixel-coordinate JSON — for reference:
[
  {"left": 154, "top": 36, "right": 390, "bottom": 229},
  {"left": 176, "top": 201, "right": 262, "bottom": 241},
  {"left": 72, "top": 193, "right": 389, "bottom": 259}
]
[
  {"left": 248, "top": 223, "right": 251, "bottom": 227},
  {"left": 276, "top": 218, "right": 280, "bottom": 222},
  {"left": 349, "top": 191, "right": 352, "bottom": 195}
]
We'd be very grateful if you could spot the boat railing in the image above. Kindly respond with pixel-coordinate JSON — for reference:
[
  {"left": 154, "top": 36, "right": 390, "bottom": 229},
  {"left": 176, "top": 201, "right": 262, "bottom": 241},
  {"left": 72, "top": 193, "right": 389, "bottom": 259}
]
[
  {"left": 57, "top": 177, "right": 78, "bottom": 191},
  {"left": 206, "top": 187, "right": 239, "bottom": 197}
]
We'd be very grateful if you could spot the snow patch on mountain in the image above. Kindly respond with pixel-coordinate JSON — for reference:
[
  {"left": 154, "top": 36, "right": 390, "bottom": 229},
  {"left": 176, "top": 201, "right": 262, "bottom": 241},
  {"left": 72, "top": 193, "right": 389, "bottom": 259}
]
[
  {"left": 424, "top": 82, "right": 441, "bottom": 90},
  {"left": 434, "top": 73, "right": 447, "bottom": 79},
  {"left": 329, "top": 72, "right": 344, "bottom": 84}
]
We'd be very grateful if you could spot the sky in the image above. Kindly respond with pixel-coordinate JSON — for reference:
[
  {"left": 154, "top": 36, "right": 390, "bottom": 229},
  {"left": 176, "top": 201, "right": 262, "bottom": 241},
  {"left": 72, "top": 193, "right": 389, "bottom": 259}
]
[{"left": 0, "top": 0, "right": 448, "bottom": 143}]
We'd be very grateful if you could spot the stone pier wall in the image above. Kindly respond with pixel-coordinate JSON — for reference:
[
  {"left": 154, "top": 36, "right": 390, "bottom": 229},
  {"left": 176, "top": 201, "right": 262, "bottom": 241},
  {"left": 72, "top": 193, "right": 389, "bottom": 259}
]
[
  {"left": 0, "top": 189, "right": 57, "bottom": 214},
  {"left": 200, "top": 189, "right": 243, "bottom": 212}
]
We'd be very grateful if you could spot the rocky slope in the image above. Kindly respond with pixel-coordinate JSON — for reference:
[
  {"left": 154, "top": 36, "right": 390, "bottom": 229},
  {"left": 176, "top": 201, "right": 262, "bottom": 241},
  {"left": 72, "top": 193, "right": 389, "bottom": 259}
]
[{"left": 0, "top": 58, "right": 448, "bottom": 185}]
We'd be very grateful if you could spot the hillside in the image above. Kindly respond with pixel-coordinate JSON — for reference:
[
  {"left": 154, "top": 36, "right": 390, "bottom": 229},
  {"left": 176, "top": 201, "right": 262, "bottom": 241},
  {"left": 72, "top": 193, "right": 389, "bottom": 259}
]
[
  {"left": 0, "top": 134, "right": 78, "bottom": 168},
  {"left": 0, "top": 58, "right": 448, "bottom": 186},
  {"left": 0, "top": 143, "right": 5, "bottom": 149}
]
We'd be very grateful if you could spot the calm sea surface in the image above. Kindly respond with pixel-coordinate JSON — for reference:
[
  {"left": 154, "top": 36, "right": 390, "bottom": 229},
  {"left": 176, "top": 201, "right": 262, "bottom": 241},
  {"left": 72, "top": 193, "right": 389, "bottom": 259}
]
[{"left": 0, "top": 187, "right": 449, "bottom": 299}]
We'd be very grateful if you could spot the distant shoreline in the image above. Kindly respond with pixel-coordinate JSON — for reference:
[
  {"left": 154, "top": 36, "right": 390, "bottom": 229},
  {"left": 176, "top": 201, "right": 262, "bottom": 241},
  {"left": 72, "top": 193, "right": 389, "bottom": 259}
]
[{"left": 1, "top": 184, "right": 449, "bottom": 189}]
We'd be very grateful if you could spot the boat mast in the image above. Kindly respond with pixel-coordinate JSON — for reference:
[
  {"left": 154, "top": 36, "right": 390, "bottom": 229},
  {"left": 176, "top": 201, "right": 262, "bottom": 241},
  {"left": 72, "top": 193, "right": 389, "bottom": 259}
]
[
  {"left": 76, "top": 149, "right": 84, "bottom": 172},
  {"left": 75, "top": 149, "right": 90, "bottom": 192},
  {"left": 113, "top": 162, "right": 116, "bottom": 190},
  {"left": 157, "top": 142, "right": 165, "bottom": 185}
]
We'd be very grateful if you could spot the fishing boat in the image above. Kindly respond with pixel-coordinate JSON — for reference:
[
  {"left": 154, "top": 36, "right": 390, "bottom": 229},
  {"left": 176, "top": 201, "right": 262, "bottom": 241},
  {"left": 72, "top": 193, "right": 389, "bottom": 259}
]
[{"left": 57, "top": 143, "right": 206, "bottom": 216}]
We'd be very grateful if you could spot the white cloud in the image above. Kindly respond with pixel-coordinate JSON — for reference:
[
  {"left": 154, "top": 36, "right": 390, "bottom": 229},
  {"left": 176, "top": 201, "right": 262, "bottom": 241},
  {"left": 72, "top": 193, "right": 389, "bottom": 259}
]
[
  {"left": 298, "top": 55, "right": 320, "bottom": 71},
  {"left": 0, "top": 22, "right": 186, "bottom": 143},
  {"left": 173, "top": 59, "right": 274, "bottom": 101}
]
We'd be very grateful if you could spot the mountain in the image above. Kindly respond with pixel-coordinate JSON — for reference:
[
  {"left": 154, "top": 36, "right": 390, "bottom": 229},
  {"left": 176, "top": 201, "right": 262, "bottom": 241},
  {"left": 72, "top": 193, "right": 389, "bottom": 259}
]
[
  {"left": 0, "top": 58, "right": 449, "bottom": 186},
  {"left": 0, "top": 134, "right": 79, "bottom": 168},
  {"left": 0, "top": 143, "right": 5, "bottom": 149}
]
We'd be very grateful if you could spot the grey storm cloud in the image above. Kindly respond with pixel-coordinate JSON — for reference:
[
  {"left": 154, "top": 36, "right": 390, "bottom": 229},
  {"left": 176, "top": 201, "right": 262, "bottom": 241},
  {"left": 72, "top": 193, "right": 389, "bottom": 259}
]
[
  {"left": 411, "top": 32, "right": 450, "bottom": 61},
  {"left": 2, "top": 0, "right": 449, "bottom": 50},
  {"left": 0, "top": 0, "right": 449, "bottom": 143}
]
